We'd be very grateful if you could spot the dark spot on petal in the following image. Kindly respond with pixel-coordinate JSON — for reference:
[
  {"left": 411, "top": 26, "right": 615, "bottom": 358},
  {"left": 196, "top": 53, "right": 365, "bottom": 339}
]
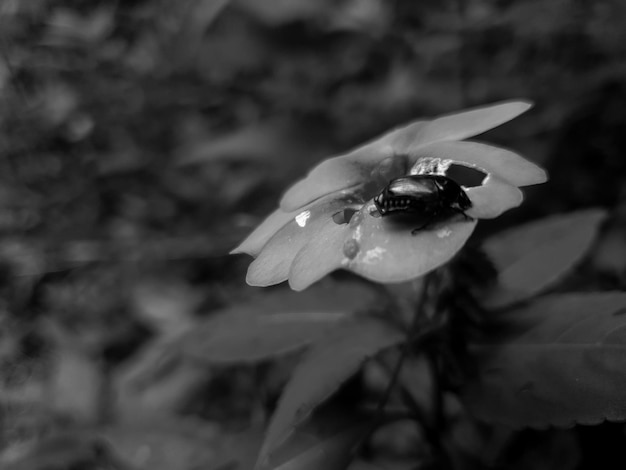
[
  {"left": 343, "top": 239, "right": 360, "bottom": 259},
  {"left": 613, "top": 308, "right": 626, "bottom": 316}
]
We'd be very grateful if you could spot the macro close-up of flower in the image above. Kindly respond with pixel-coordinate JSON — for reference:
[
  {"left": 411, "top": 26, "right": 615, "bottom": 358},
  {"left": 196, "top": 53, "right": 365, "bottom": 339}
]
[
  {"left": 233, "top": 101, "right": 548, "bottom": 290},
  {"left": 4, "top": 2, "right": 626, "bottom": 469}
]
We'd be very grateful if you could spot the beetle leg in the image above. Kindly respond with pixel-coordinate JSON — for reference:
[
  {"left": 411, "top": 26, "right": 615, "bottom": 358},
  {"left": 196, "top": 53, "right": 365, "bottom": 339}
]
[
  {"left": 451, "top": 207, "right": 473, "bottom": 222},
  {"left": 458, "top": 210, "right": 473, "bottom": 222},
  {"left": 411, "top": 218, "right": 433, "bottom": 235}
]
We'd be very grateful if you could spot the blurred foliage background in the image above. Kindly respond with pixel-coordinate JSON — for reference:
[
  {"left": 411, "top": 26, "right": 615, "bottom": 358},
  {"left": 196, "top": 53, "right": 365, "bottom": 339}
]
[{"left": 1, "top": 0, "right": 626, "bottom": 468}]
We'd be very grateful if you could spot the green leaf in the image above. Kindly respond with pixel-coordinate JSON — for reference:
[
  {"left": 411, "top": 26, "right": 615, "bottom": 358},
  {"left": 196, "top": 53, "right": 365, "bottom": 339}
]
[
  {"left": 101, "top": 418, "right": 219, "bottom": 470},
  {"left": 212, "top": 427, "right": 265, "bottom": 470},
  {"left": 49, "top": 346, "right": 100, "bottom": 421},
  {"left": 255, "top": 318, "right": 403, "bottom": 469},
  {"left": 461, "top": 292, "right": 626, "bottom": 428},
  {"left": 264, "top": 413, "right": 366, "bottom": 470},
  {"left": 271, "top": 426, "right": 362, "bottom": 470},
  {"left": 182, "top": 282, "right": 381, "bottom": 363},
  {"left": 183, "top": 310, "right": 348, "bottom": 364},
  {"left": 3, "top": 433, "right": 101, "bottom": 470},
  {"left": 483, "top": 209, "right": 607, "bottom": 308},
  {"left": 178, "top": 120, "right": 297, "bottom": 166}
]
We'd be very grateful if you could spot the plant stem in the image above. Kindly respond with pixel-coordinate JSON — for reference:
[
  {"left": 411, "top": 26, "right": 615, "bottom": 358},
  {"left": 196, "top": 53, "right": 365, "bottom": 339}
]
[
  {"left": 359, "top": 274, "right": 435, "bottom": 448},
  {"left": 428, "top": 350, "right": 446, "bottom": 433},
  {"left": 361, "top": 271, "right": 456, "bottom": 469}
]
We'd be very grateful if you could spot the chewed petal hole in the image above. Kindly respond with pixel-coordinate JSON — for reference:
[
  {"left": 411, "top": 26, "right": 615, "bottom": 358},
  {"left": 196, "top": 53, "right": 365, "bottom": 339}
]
[
  {"left": 446, "top": 164, "right": 487, "bottom": 187},
  {"left": 465, "top": 176, "right": 524, "bottom": 219},
  {"left": 332, "top": 208, "right": 359, "bottom": 225}
]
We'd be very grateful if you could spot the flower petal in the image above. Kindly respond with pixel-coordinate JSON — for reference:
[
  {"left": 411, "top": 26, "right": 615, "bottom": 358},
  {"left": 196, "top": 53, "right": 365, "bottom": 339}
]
[
  {"left": 409, "top": 141, "right": 547, "bottom": 187},
  {"left": 397, "top": 100, "right": 532, "bottom": 154},
  {"left": 231, "top": 208, "right": 299, "bottom": 256},
  {"left": 288, "top": 221, "right": 347, "bottom": 291},
  {"left": 279, "top": 139, "right": 402, "bottom": 212},
  {"left": 246, "top": 197, "right": 359, "bottom": 287},
  {"left": 341, "top": 204, "right": 477, "bottom": 284},
  {"left": 280, "top": 101, "right": 533, "bottom": 212},
  {"left": 465, "top": 176, "right": 524, "bottom": 219}
]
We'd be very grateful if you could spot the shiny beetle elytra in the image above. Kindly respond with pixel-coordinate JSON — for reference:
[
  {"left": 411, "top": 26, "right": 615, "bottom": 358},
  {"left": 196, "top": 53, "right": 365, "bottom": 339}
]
[{"left": 373, "top": 174, "right": 472, "bottom": 234}]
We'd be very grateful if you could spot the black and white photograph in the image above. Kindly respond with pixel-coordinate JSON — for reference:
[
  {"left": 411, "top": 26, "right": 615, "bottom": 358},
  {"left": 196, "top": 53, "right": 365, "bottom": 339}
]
[{"left": 1, "top": 1, "right": 626, "bottom": 469}]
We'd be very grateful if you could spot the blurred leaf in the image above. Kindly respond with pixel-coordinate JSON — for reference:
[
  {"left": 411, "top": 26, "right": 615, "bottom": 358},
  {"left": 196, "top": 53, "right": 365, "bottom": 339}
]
[
  {"left": 214, "top": 415, "right": 364, "bottom": 470},
  {"left": 483, "top": 209, "right": 607, "bottom": 308},
  {"left": 0, "top": 240, "right": 46, "bottom": 276},
  {"left": 131, "top": 277, "right": 202, "bottom": 335},
  {"left": 591, "top": 224, "right": 626, "bottom": 274},
  {"left": 182, "top": 281, "right": 381, "bottom": 363},
  {"left": 328, "top": 0, "right": 391, "bottom": 35},
  {"left": 2, "top": 433, "right": 101, "bottom": 470},
  {"left": 169, "top": 0, "right": 231, "bottom": 68},
  {"left": 461, "top": 292, "right": 626, "bottom": 428},
  {"left": 368, "top": 420, "right": 423, "bottom": 460},
  {"left": 267, "top": 421, "right": 365, "bottom": 470},
  {"left": 43, "top": 7, "right": 114, "bottom": 45},
  {"left": 496, "top": 0, "right": 573, "bottom": 38},
  {"left": 113, "top": 338, "right": 207, "bottom": 419},
  {"left": 177, "top": 120, "right": 311, "bottom": 166},
  {"left": 183, "top": 310, "right": 350, "bottom": 364},
  {"left": 0, "top": 403, "right": 54, "bottom": 464},
  {"left": 211, "top": 427, "right": 265, "bottom": 470},
  {"left": 255, "top": 318, "right": 403, "bottom": 469},
  {"left": 49, "top": 346, "right": 101, "bottom": 422},
  {"left": 347, "top": 461, "right": 392, "bottom": 470},
  {"left": 102, "top": 418, "right": 219, "bottom": 470},
  {"left": 234, "top": 0, "right": 330, "bottom": 25}
]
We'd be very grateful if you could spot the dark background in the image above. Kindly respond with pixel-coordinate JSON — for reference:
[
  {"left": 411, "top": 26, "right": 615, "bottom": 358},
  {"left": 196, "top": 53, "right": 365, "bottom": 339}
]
[{"left": 1, "top": 0, "right": 626, "bottom": 469}]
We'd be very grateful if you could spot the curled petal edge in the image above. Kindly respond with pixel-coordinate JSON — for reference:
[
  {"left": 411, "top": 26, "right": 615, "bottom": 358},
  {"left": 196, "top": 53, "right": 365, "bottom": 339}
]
[{"left": 281, "top": 100, "right": 534, "bottom": 212}]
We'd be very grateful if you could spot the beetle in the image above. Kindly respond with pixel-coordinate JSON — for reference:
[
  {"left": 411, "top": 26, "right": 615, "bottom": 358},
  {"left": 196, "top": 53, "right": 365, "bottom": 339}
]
[{"left": 373, "top": 174, "right": 473, "bottom": 234}]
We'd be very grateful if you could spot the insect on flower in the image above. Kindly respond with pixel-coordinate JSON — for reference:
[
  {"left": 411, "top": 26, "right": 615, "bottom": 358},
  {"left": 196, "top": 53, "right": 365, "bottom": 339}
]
[
  {"left": 234, "top": 101, "right": 549, "bottom": 289},
  {"left": 374, "top": 163, "right": 473, "bottom": 234}
]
